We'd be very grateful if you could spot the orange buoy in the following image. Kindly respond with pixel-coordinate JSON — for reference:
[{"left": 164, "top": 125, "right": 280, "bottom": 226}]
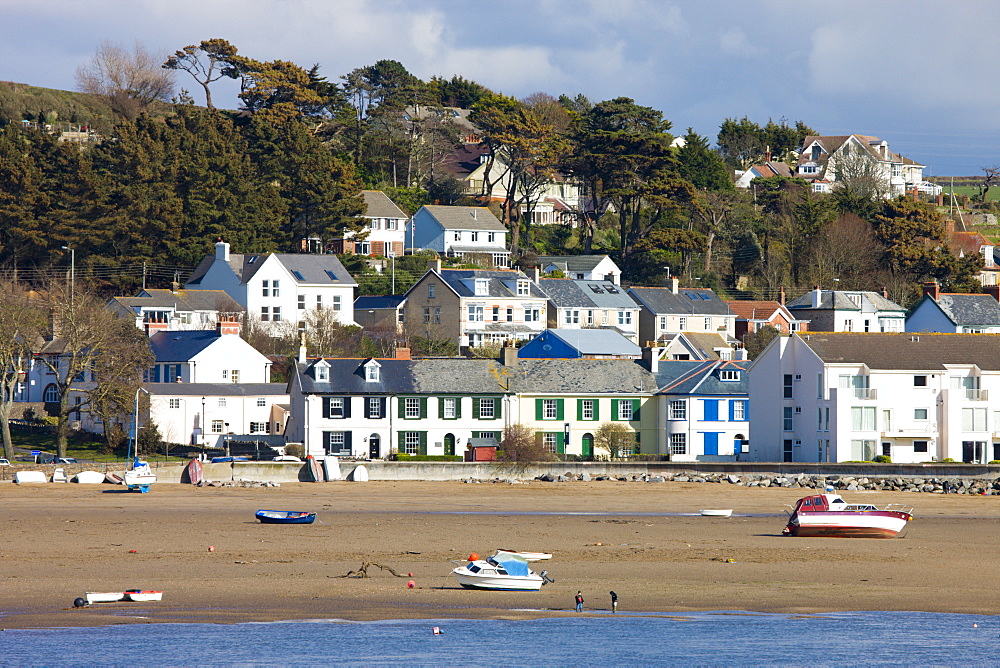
[
  {"left": 468, "top": 552, "right": 480, "bottom": 561},
  {"left": 407, "top": 580, "right": 416, "bottom": 588},
  {"left": 129, "top": 549, "right": 137, "bottom": 553},
  {"left": 208, "top": 546, "right": 215, "bottom": 552}
]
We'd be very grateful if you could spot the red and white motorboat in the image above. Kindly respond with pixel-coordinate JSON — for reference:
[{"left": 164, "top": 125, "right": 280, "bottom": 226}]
[{"left": 782, "top": 493, "right": 913, "bottom": 538}]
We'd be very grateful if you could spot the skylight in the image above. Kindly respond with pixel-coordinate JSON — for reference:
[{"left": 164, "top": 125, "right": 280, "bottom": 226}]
[
  {"left": 325, "top": 270, "right": 337, "bottom": 280},
  {"left": 291, "top": 270, "right": 304, "bottom": 280},
  {"left": 589, "top": 285, "right": 604, "bottom": 293}
]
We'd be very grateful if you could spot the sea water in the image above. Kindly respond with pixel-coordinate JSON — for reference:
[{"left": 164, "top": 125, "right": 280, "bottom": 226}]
[{"left": 1, "top": 611, "right": 996, "bottom": 666}]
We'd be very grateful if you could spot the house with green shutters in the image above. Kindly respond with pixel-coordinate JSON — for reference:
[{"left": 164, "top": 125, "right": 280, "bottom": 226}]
[{"left": 508, "top": 358, "right": 659, "bottom": 457}]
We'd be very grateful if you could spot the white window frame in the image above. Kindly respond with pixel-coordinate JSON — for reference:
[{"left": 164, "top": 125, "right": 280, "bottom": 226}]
[
  {"left": 618, "top": 401, "right": 633, "bottom": 421},
  {"left": 405, "top": 397, "right": 420, "bottom": 419},
  {"left": 404, "top": 431, "right": 420, "bottom": 454},
  {"left": 669, "top": 433, "right": 686, "bottom": 455},
  {"left": 669, "top": 400, "right": 686, "bottom": 420},
  {"left": 478, "top": 398, "right": 494, "bottom": 419},
  {"left": 543, "top": 399, "right": 558, "bottom": 420}
]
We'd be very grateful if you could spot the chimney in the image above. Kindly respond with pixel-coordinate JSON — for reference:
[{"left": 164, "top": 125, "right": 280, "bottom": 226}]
[
  {"left": 144, "top": 322, "right": 169, "bottom": 337},
  {"left": 171, "top": 281, "right": 180, "bottom": 294},
  {"left": 670, "top": 277, "right": 679, "bottom": 294},
  {"left": 811, "top": 286, "right": 822, "bottom": 308},
  {"left": 778, "top": 286, "right": 786, "bottom": 306},
  {"left": 297, "top": 332, "right": 307, "bottom": 364},
  {"left": 922, "top": 281, "right": 940, "bottom": 301},
  {"left": 458, "top": 334, "right": 470, "bottom": 357},
  {"left": 881, "top": 287, "right": 889, "bottom": 299},
  {"left": 216, "top": 315, "right": 241, "bottom": 336},
  {"left": 944, "top": 219, "right": 955, "bottom": 234},
  {"left": 734, "top": 347, "right": 748, "bottom": 361},
  {"left": 215, "top": 241, "right": 230, "bottom": 262},
  {"left": 984, "top": 285, "right": 1000, "bottom": 303},
  {"left": 395, "top": 346, "right": 411, "bottom": 360},
  {"left": 501, "top": 343, "right": 518, "bottom": 367},
  {"left": 642, "top": 346, "right": 659, "bottom": 373},
  {"left": 531, "top": 266, "right": 540, "bottom": 283},
  {"left": 764, "top": 146, "right": 771, "bottom": 162},
  {"left": 428, "top": 257, "right": 442, "bottom": 273}
]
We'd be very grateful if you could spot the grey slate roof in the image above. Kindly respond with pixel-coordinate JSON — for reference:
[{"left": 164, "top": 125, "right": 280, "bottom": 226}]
[
  {"left": 361, "top": 190, "right": 407, "bottom": 220},
  {"left": 144, "top": 383, "right": 287, "bottom": 397},
  {"left": 149, "top": 330, "right": 226, "bottom": 362},
  {"left": 786, "top": 290, "right": 905, "bottom": 313},
  {"left": 111, "top": 289, "right": 243, "bottom": 314},
  {"left": 798, "top": 332, "right": 1000, "bottom": 370},
  {"left": 654, "top": 360, "right": 749, "bottom": 395},
  {"left": 627, "top": 286, "right": 733, "bottom": 316},
  {"left": 419, "top": 205, "right": 506, "bottom": 231},
  {"left": 186, "top": 252, "right": 356, "bottom": 287},
  {"left": 510, "top": 359, "right": 657, "bottom": 393},
  {"left": 539, "top": 279, "right": 637, "bottom": 309},
  {"left": 542, "top": 329, "right": 641, "bottom": 356},
  {"left": 435, "top": 269, "right": 546, "bottom": 299},
  {"left": 536, "top": 255, "right": 611, "bottom": 273},
  {"left": 929, "top": 294, "right": 1000, "bottom": 327},
  {"left": 354, "top": 295, "right": 406, "bottom": 310}
]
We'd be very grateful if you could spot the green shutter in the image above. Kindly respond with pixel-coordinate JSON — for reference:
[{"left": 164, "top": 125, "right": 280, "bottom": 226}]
[
  {"left": 632, "top": 399, "right": 641, "bottom": 421},
  {"left": 612, "top": 399, "right": 620, "bottom": 421},
  {"left": 419, "top": 432, "right": 427, "bottom": 455},
  {"left": 473, "top": 397, "right": 480, "bottom": 420},
  {"left": 535, "top": 399, "right": 543, "bottom": 421},
  {"left": 398, "top": 398, "right": 405, "bottom": 418},
  {"left": 593, "top": 400, "right": 600, "bottom": 421},
  {"left": 419, "top": 398, "right": 427, "bottom": 418},
  {"left": 397, "top": 432, "right": 405, "bottom": 452},
  {"left": 556, "top": 432, "right": 565, "bottom": 455},
  {"left": 576, "top": 400, "right": 583, "bottom": 421},
  {"left": 556, "top": 399, "right": 564, "bottom": 421},
  {"left": 438, "top": 397, "right": 445, "bottom": 419},
  {"left": 455, "top": 398, "right": 462, "bottom": 419}
]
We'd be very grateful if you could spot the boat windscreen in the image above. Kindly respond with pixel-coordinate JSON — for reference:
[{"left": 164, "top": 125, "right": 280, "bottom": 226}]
[{"left": 492, "top": 555, "right": 530, "bottom": 577}]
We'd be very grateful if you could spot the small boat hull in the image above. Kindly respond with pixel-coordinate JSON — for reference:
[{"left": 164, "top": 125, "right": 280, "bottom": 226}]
[
  {"left": 784, "top": 494, "right": 912, "bottom": 538},
  {"left": 701, "top": 509, "right": 733, "bottom": 517},
  {"left": 86, "top": 592, "right": 125, "bottom": 604},
  {"left": 124, "top": 590, "right": 163, "bottom": 602},
  {"left": 14, "top": 471, "right": 47, "bottom": 484},
  {"left": 74, "top": 471, "right": 105, "bottom": 484},
  {"left": 256, "top": 510, "right": 316, "bottom": 524},
  {"left": 451, "top": 556, "right": 546, "bottom": 591},
  {"left": 452, "top": 570, "right": 544, "bottom": 591},
  {"left": 186, "top": 458, "right": 204, "bottom": 485}
]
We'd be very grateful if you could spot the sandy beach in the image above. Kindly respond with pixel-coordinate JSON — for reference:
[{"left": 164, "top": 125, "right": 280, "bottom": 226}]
[{"left": 1, "top": 480, "right": 998, "bottom": 629}]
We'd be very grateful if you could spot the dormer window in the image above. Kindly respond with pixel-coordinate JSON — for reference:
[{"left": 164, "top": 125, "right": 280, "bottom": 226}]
[
  {"left": 517, "top": 280, "right": 530, "bottom": 296},
  {"left": 720, "top": 370, "right": 740, "bottom": 382},
  {"left": 474, "top": 279, "right": 489, "bottom": 296},
  {"left": 365, "top": 360, "right": 381, "bottom": 383},
  {"left": 313, "top": 360, "right": 330, "bottom": 382}
]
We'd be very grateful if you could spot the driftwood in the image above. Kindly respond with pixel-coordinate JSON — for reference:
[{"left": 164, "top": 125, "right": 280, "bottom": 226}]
[{"left": 333, "top": 561, "right": 407, "bottom": 579}]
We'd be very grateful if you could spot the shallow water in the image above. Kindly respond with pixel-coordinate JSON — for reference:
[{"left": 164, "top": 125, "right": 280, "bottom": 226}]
[{"left": 2, "top": 611, "right": 996, "bottom": 666}]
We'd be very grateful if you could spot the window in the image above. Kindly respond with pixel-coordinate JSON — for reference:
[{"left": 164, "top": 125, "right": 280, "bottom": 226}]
[
  {"left": 478, "top": 398, "right": 495, "bottom": 419},
  {"left": 169, "top": 398, "right": 180, "bottom": 409},
  {"left": 658, "top": 316, "right": 666, "bottom": 331},
  {"left": 783, "top": 407, "right": 794, "bottom": 431},
  {"left": 327, "top": 431, "right": 346, "bottom": 451},
  {"left": 423, "top": 308, "right": 431, "bottom": 324},
  {"left": 617, "top": 400, "right": 633, "bottom": 421},
  {"left": 257, "top": 398, "right": 266, "bottom": 407},
  {"left": 783, "top": 374, "right": 793, "bottom": 398},
  {"left": 962, "top": 408, "right": 987, "bottom": 432},
  {"left": 517, "top": 280, "right": 530, "bottom": 296},
  {"left": 405, "top": 397, "right": 421, "bottom": 419},
  {"left": 524, "top": 307, "right": 540, "bottom": 322},
  {"left": 679, "top": 317, "right": 687, "bottom": 330},
  {"left": 492, "top": 306, "right": 500, "bottom": 322},
  {"left": 506, "top": 307, "right": 513, "bottom": 322},
  {"left": 618, "top": 311, "right": 632, "bottom": 326},
  {"left": 250, "top": 422, "right": 268, "bottom": 434},
  {"left": 316, "top": 365, "right": 329, "bottom": 382},
  {"left": 542, "top": 433, "right": 558, "bottom": 453},
  {"left": 471, "top": 231, "right": 479, "bottom": 242},
  {"left": 851, "top": 406, "right": 876, "bottom": 431},
  {"left": 468, "top": 305, "right": 484, "bottom": 322},
  {"left": 564, "top": 310, "right": 580, "bottom": 325},
  {"left": 704, "top": 317, "right": 711, "bottom": 330},
  {"left": 428, "top": 284, "right": 436, "bottom": 299},
  {"left": 404, "top": 431, "right": 421, "bottom": 454},
  {"left": 367, "top": 397, "right": 382, "bottom": 419},
  {"left": 231, "top": 370, "right": 240, "bottom": 383},
  {"left": 914, "top": 375, "right": 927, "bottom": 387},
  {"left": 488, "top": 232, "right": 496, "bottom": 243},
  {"left": 669, "top": 433, "right": 686, "bottom": 455},
  {"left": 720, "top": 370, "right": 740, "bottom": 381},
  {"left": 218, "top": 398, "right": 227, "bottom": 407},
  {"left": 543, "top": 399, "right": 558, "bottom": 420},
  {"left": 732, "top": 401, "right": 746, "bottom": 421},
  {"left": 272, "top": 307, "right": 281, "bottom": 322},
  {"left": 298, "top": 295, "right": 306, "bottom": 310},
  {"left": 474, "top": 279, "right": 489, "bottom": 296},
  {"left": 453, "top": 231, "right": 461, "bottom": 242},
  {"left": 332, "top": 296, "right": 341, "bottom": 311},
  {"left": 433, "top": 307, "right": 441, "bottom": 323},
  {"left": 366, "top": 363, "right": 380, "bottom": 383},
  {"left": 914, "top": 408, "right": 928, "bottom": 420},
  {"left": 581, "top": 399, "right": 595, "bottom": 421},
  {"left": 262, "top": 280, "right": 270, "bottom": 297},
  {"left": 328, "top": 397, "right": 345, "bottom": 418},
  {"left": 316, "top": 295, "right": 323, "bottom": 308},
  {"left": 261, "top": 307, "right": 270, "bottom": 321},
  {"left": 442, "top": 397, "right": 457, "bottom": 419},
  {"left": 913, "top": 440, "right": 928, "bottom": 453},
  {"left": 387, "top": 219, "right": 397, "bottom": 230},
  {"left": 211, "top": 420, "right": 224, "bottom": 434}
]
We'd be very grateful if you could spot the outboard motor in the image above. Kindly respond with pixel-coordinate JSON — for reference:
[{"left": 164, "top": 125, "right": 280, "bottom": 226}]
[{"left": 540, "top": 570, "right": 555, "bottom": 584}]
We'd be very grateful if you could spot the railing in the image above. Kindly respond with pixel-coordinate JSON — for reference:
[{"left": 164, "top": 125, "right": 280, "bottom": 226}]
[
  {"left": 853, "top": 388, "right": 877, "bottom": 400},
  {"left": 965, "top": 389, "right": 987, "bottom": 401}
]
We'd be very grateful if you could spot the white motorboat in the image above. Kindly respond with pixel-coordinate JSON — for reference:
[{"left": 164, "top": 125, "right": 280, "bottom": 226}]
[
  {"left": 124, "top": 590, "right": 163, "bottom": 602},
  {"left": 123, "top": 458, "right": 156, "bottom": 492},
  {"left": 783, "top": 493, "right": 913, "bottom": 538},
  {"left": 451, "top": 553, "right": 551, "bottom": 591},
  {"left": 495, "top": 549, "right": 552, "bottom": 562},
  {"left": 86, "top": 592, "right": 125, "bottom": 604},
  {"left": 700, "top": 509, "right": 733, "bottom": 518},
  {"left": 74, "top": 471, "right": 105, "bottom": 484}
]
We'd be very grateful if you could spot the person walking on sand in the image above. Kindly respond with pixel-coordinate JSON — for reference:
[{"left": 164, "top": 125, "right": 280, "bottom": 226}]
[
  {"left": 610, "top": 590, "right": 618, "bottom": 613},
  {"left": 575, "top": 591, "right": 584, "bottom": 612}
]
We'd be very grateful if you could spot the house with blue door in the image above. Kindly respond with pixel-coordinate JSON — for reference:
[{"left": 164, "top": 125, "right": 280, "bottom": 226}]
[{"left": 652, "top": 358, "right": 750, "bottom": 461}]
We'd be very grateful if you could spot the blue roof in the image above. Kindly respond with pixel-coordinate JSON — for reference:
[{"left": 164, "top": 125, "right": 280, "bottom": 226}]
[
  {"left": 149, "top": 330, "right": 224, "bottom": 362},
  {"left": 354, "top": 295, "right": 406, "bottom": 310},
  {"left": 519, "top": 329, "right": 640, "bottom": 359}
]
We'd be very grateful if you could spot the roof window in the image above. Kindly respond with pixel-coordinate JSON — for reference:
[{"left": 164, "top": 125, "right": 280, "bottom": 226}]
[
  {"left": 292, "top": 270, "right": 304, "bottom": 280},
  {"left": 325, "top": 270, "right": 338, "bottom": 280}
]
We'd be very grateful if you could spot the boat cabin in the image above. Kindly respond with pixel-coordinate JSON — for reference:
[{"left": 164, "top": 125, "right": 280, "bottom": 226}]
[{"left": 794, "top": 494, "right": 878, "bottom": 512}]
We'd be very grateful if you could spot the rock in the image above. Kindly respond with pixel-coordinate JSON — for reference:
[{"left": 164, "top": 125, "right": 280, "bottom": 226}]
[
  {"left": 580, "top": 473, "right": 592, "bottom": 482},
  {"left": 674, "top": 476, "right": 689, "bottom": 483},
  {"left": 727, "top": 474, "right": 741, "bottom": 484},
  {"left": 648, "top": 476, "right": 665, "bottom": 483}
]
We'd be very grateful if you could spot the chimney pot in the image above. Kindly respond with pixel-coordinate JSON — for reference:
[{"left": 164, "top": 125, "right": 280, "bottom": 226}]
[{"left": 922, "top": 281, "right": 940, "bottom": 300}]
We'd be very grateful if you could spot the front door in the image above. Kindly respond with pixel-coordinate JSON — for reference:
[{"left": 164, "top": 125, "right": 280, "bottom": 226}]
[
  {"left": 581, "top": 433, "right": 593, "bottom": 458},
  {"left": 704, "top": 432, "right": 719, "bottom": 456},
  {"left": 444, "top": 433, "right": 455, "bottom": 457},
  {"left": 369, "top": 434, "right": 380, "bottom": 459}
]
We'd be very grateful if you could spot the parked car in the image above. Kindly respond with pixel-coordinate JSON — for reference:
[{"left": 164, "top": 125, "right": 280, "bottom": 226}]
[
  {"left": 49, "top": 457, "right": 78, "bottom": 464},
  {"left": 211, "top": 456, "right": 249, "bottom": 463},
  {"left": 0, "top": 458, "right": 10, "bottom": 466}
]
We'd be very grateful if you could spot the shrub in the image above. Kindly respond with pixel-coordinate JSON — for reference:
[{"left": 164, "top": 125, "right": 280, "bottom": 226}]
[
  {"left": 284, "top": 443, "right": 305, "bottom": 459},
  {"left": 872, "top": 455, "right": 892, "bottom": 463},
  {"left": 393, "top": 454, "right": 463, "bottom": 462}
]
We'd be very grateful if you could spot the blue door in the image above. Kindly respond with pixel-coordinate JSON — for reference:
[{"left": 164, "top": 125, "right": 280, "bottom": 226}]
[{"left": 704, "top": 432, "right": 719, "bottom": 456}]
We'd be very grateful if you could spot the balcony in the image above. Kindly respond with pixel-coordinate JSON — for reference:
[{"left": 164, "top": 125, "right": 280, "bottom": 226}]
[
  {"left": 853, "top": 388, "right": 877, "bottom": 400},
  {"left": 963, "top": 389, "right": 988, "bottom": 401}
]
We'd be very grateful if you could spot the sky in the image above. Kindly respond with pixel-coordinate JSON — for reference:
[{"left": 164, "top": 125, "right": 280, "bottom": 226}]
[{"left": 2, "top": 0, "right": 998, "bottom": 176}]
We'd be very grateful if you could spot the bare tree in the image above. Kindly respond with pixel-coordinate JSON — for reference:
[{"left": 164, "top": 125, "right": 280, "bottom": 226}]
[
  {"left": 497, "top": 423, "right": 553, "bottom": 463},
  {"left": 0, "top": 283, "right": 46, "bottom": 460},
  {"left": 76, "top": 40, "right": 175, "bottom": 120},
  {"left": 832, "top": 148, "right": 891, "bottom": 203}
]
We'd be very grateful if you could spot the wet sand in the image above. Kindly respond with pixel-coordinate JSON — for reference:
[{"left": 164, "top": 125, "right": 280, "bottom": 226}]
[{"left": 1, "top": 480, "right": 997, "bottom": 628}]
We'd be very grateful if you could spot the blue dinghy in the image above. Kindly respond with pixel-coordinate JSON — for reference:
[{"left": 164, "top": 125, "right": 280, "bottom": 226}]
[{"left": 255, "top": 510, "right": 316, "bottom": 524}]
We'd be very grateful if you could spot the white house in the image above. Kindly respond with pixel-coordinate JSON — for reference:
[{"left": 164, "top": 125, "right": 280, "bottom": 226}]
[
  {"left": 330, "top": 190, "right": 408, "bottom": 257},
  {"left": 627, "top": 280, "right": 736, "bottom": 344},
  {"left": 906, "top": 282, "right": 1000, "bottom": 334},
  {"left": 538, "top": 278, "right": 640, "bottom": 341},
  {"left": 785, "top": 288, "right": 906, "bottom": 333},
  {"left": 748, "top": 332, "right": 1000, "bottom": 464},
  {"left": 535, "top": 255, "right": 622, "bottom": 284},
  {"left": 185, "top": 241, "right": 358, "bottom": 329},
  {"left": 107, "top": 286, "right": 243, "bottom": 336},
  {"left": 407, "top": 205, "right": 510, "bottom": 268},
  {"left": 795, "top": 134, "right": 924, "bottom": 197},
  {"left": 146, "top": 320, "right": 272, "bottom": 384}
]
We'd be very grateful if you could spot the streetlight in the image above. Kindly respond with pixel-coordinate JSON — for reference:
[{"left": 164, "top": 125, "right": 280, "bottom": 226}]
[
  {"left": 61, "top": 245, "right": 75, "bottom": 308},
  {"left": 224, "top": 422, "right": 231, "bottom": 457},
  {"left": 201, "top": 396, "right": 207, "bottom": 462}
]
